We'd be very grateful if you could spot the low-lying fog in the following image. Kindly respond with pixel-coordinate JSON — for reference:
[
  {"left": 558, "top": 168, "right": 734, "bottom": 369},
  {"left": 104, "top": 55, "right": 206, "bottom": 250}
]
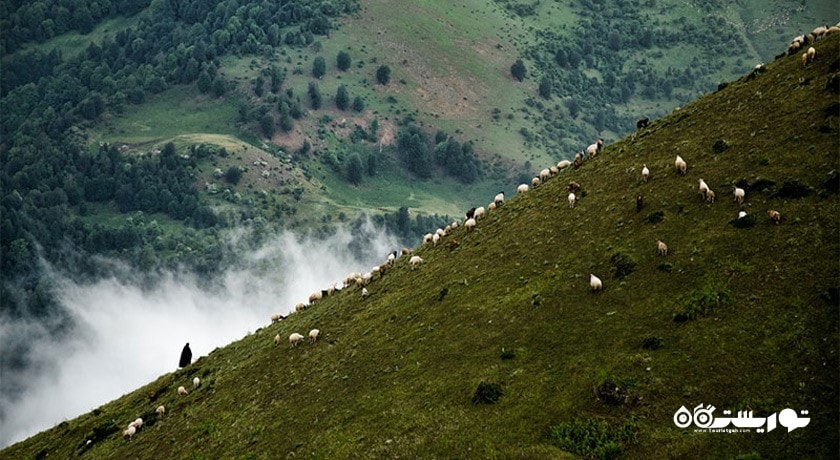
[{"left": 0, "top": 224, "right": 400, "bottom": 447}]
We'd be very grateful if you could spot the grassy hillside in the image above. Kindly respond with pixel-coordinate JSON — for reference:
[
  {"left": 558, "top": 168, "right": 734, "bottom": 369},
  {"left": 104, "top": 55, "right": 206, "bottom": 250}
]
[{"left": 4, "top": 32, "right": 839, "bottom": 460}]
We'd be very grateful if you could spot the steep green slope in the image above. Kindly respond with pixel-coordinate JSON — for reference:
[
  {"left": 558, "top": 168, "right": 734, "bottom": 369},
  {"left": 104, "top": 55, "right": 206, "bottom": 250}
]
[{"left": 4, "top": 35, "right": 839, "bottom": 459}]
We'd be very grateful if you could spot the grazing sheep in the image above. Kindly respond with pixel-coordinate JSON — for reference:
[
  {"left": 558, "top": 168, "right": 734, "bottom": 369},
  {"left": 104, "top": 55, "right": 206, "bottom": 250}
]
[
  {"left": 449, "top": 239, "right": 460, "bottom": 251},
  {"left": 401, "top": 247, "right": 412, "bottom": 256},
  {"left": 768, "top": 209, "right": 781, "bottom": 224},
  {"left": 130, "top": 418, "right": 143, "bottom": 430},
  {"left": 590, "top": 274, "right": 603, "bottom": 292},
  {"left": 574, "top": 151, "right": 584, "bottom": 169},
  {"left": 432, "top": 233, "right": 440, "bottom": 246},
  {"left": 557, "top": 159, "right": 572, "bottom": 170},
  {"left": 464, "top": 218, "right": 477, "bottom": 231},
  {"left": 494, "top": 192, "right": 505, "bottom": 206},
  {"left": 308, "top": 291, "right": 322, "bottom": 304},
  {"left": 450, "top": 221, "right": 459, "bottom": 229},
  {"left": 539, "top": 168, "right": 551, "bottom": 182},
  {"left": 550, "top": 166, "right": 559, "bottom": 176},
  {"left": 465, "top": 207, "right": 477, "bottom": 220},
  {"left": 271, "top": 314, "right": 283, "bottom": 323},
  {"left": 675, "top": 155, "right": 687, "bottom": 175},
  {"left": 636, "top": 194, "right": 644, "bottom": 213},
  {"left": 642, "top": 164, "right": 650, "bottom": 183},
  {"left": 705, "top": 189, "right": 715, "bottom": 203},
  {"left": 567, "top": 181, "right": 581, "bottom": 193},
  {"left": 193, "top": 377, "right": 200, "bottom": 389},
  {"left": 295, "top": 302, "right": 306, "bottom": 313},
  {"left": 698, "top": 179, "right": 710, "bottom": 199},
  {"left": 362, "top": 287, "right": 369, "bottom": 298},
  {"left": 531, "top": 177, "right": 541, "bottom": 187},
  {"left": 488, "top": 202, "right": 497, "bottom": 212},
  {"left": 517, "top": 184, "right": 530, "bottom": 194},
  {"left": 568, "top": 192, "right": 577, "bottom": 208},
  {"left": 423, "top": 233, "right": 434, "bottom": 245},
  {"left": 387, "top": 252, "right": 396, "bottom": 265},
  {"left": 586, "top": 139, "right": 604, "bottom": 159},
  {"left": 309, "top": 329, "right": 320, "bottom": 343},
  {"left": 156, "top": 405, "right": 165, "bottom": 417},
  {"left": 123, "top": 425, "right": 136, "bottom": 441},
  {"left": 274, "top": 334, "right": 281, "bottom": 346},
  {"left": 807, "top": 46, "right": 816, "bottom": 63},
  {"left": 409, "top": 255, "right": 424, "bottom": 270},
  {"left": 636, "top": 117, "right": 650, "bottom": 129},
  {"left": 289, "top": 333, "right": 305, "bottom": 347},
  {"left": 436, "top": 228, "right": 446, "bottom": 237},
  {"left": 734, "top": 187, "right": 745, "bottom": 204},
  {"left": 657, "top": 240, "right": 668, "bottom": 256},
  {"left": 474, "top": 206, "right": 486, "bottom": 220},
  {"left": 178, "top": 386, "right": 188, "bottom": 396}
]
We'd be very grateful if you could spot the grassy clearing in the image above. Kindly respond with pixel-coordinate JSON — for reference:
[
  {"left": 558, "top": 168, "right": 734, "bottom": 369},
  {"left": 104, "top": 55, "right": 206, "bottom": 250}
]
[
  {"left": 5, "top": 34, "right": 838, "bottom": 460},
  {"left": 19, "top": 15, "right": 140, "bottom": 59}
]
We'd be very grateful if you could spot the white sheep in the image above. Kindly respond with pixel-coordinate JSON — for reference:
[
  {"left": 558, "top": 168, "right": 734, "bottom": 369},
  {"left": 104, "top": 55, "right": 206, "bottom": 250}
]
[
  {"left": 517, "top": 184, "right": 529, "bottom": 194},
  {"left": 309, "top": 329, "right": 320, "bottom": 343},
  {"left": 806, "top": 46, "right": 816, "bottom": 64},
  {"left": 768, "top": 209, "right": 781, "bottom": 224},
  {"left": 675, "top": 155, "right": 687, "bottom": 175},
  {"left": 435, "top": 228, "right": 446, "bottom": 237},
  {"left": 734, "top": 187, "right": 745, "bottom": 204},
  {"left": 432, "top": 233, "right": 440, "bottom": 246},
  {"left": 295, "top": 302, "right": 306, "bottom": 313},
  {"left": 488, "top": 202, "right": 497, "bottom": 212},
  {"left": 464, "top": 218, "right": 477, "bottom": 231},
  {"left": 550, "top": 166, "right": 559, "bottom": 176},
  {"left": 657, "top": 240, "right": 668, "bottom": 256},
  {"left": 641, "top": 164, "right": 650, "bottom": 183},
  {"left": 123, "top": 425, "right": 136, "bottom": 441},
  {"left": 586, "top": 139, "right": 604, "bottom": 158},
  {"left": 274, "top": 334, "right": 282, "bottom": 346},
  {"left": 494, "top": 192, "right": 505, "bottom": 206},
  {"left": 473, "top": 206, "right": 485, "bottom": 220},
  {"left": 738, "top": 211, "right": 748, "bottom": 219},
  {"left": 539, "top": 168, "right": 551, "bottom": 182},
  {"left": 590, "top": 274, "right": 603, "bottom": 292},
  {"left": 156, "top": 405, "right": 165, "bottom": 417},
  {"left": 193, "top": 377, "right": 200, "bottom": 389},
  {"left": 423, "top": 233, "right": 434, "bottom": 245},
  {"left": 387, "top": 252, "right": 396, "bottom": 265},
  {"left": 271, "top": 313, "right": 282, "bottom": 323},
  {"left": 409, "top": 255, "right": 424, "bottom": 270},
  {"left": 289, "top": 332, "right": 305, "bottom": 347},
  {"left": 568, "top": 192, "right": 577, "bottom": 208},
  {"left": 178, "top": 386, "right": 188, "bottom": 396},
  {"left": 362, "top": 287, "right": 369, "bottom": 298},
  {"left": 308, "top": 291, "right": 322, "bottom": 304},
  {"left": 531, "top": 177, "right": 540, "bottom": 187},
  {"left": 698, "top": 179, "right": 709, "bottom": 199},
  {"left": 129, "top": 418, "right": 143, "bottom": 430},
  {"left": 557, "top": 160, "right": 572, "bottom": 170}
]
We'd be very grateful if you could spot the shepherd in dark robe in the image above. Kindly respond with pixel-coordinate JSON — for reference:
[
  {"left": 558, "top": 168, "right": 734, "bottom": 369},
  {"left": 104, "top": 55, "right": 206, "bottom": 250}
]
[{"left": 179, "top": 343, "right": 192, "bottom": 368}]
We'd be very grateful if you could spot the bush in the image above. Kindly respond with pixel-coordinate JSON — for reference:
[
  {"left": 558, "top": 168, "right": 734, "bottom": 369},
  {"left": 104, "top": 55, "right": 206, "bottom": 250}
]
[
  {"left": 511, "top": 59, "right": 526, "bottom": 81},
  {"left": 337, "top": 51, "right": 351, "bottom": 71},
  {"left": 610, "top": 251, "right": 636, "bottom": 279},
  {"left": 644, "top": 211, "right": 665, "bottom": 224},
  {"left": 673, "top": 277, "right": 731, "bottom": 322},
  {"left": 641, "top": 336, "right": 662, "bottom": 350},
  {"left": 225, "top": 166, "right": 243, "bottom": 185},
  {"left": 376, "top": 65, "right": 391, "bottom": 85},
  {"left": 548, "top": 417, "right": 639, "bottom": 460},
  {"left": 472, "top": 381, "right": 504, "bottom": 405}
]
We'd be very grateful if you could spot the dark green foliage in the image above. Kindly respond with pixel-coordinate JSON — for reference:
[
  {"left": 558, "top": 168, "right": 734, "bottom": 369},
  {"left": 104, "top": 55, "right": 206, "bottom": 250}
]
[
  {"left": 346, "top": 153, "right": 364, "bottom": 185},
  {"left": 472, "top": 382, "right": 504, "bottom": 405},
  {"left": 437, "top": 288, "right": 449, "bottom": 301},
  {"left": 609, "top": 251, "right": 636, "bottom": 279},
  {"left": 212, "top": 77, "right": 227, "bottom": 97},
  {"left": 548, "top": 417, "right": 639, "bottom": 460},
  {"left": 366, "top": 153, "right": 377, "bottom": 176},
  {"left": 376, "top": 65, "right": 391, "bottom": 85},
  {"left": 772, "top": 180, "right": 814, "bottom": 199},
  {"left": 337, "top": 51, "right": 352, "bottom": 71},
  {"left": 539, "top": 76, "right": 552, "bottom": 99},
  {"left": 500, "top": 348, "right": 516, "bottom": 360},
  {"left": 729, "top": 214, "right": 757, "bottom": 229},
  {"left": 260, "top": 113, "right": 275, "bottom": 138},
  {"left": 396, "top": 124, "right": 433, "bottom": 178},
  {"left": 434, "top": 137, "right": 481, "bottom": 183},
  {"left": 225, "top": 166, "right": 243, "bottom": 185},
  {"left": 511, "top": 59, "right": 527, "bottom": 81},
  {"left": 673, "top": 277, "right": 732, "bottom": 322},
  {"left": 352, "top": 95, "right": 365, "bottom": 112},
  {"left": 641, "top": 337, "right": 662, "bottom": 350},
  {"left": 657, "top": 262, "right": 673, "bottom": 272},
  {"left": 712, "top": 139, "right": 729, "bottom": 153},
  {"left": 313, "top": 56, "right": 326, "bottom": 78},
  {"left": 335, "top": 85, "right": 349, "bottom": 110},
  {"left": 644, "top": 211, "right": 665, "bottom": 224},
  {"left": 197, "top": 70, "right": 212, "bottom": 94},
  {"left": 308, "top": 82, "right": 322, "bottom": 109},
  {"left": 595, "top": 379, "right": 634, "bottom": 406}
]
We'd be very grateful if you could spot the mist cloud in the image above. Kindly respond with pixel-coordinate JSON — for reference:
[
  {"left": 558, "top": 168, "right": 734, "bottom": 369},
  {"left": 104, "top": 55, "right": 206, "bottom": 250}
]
[{"left": 0, "top": 222, "right": 401, "bottom": 448}]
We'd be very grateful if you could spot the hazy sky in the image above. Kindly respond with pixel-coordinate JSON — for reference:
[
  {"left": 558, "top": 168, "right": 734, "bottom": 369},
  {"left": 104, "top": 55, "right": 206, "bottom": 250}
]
[{"left": 0, "top": 224, "right": 401, "bottom": 448}]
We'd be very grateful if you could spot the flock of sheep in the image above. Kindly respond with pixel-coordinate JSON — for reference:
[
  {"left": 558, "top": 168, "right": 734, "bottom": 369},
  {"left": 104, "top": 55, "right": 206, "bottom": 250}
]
[
  {"left": 788, "top": 23, "right": 840, "bottom": 65},
  {"left": 121, "top": 377, "right": 200, "bottom": 441}
]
